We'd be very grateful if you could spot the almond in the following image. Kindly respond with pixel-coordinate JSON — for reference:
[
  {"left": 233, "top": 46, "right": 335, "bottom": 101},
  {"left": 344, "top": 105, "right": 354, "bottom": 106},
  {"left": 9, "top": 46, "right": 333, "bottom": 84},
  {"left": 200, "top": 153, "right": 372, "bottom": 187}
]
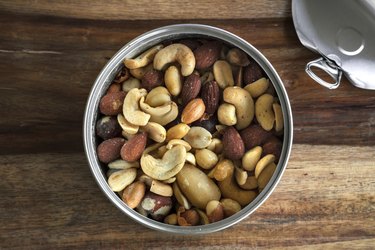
[
  {"left": 99, "top": 91, "right": 126, "bottom": 116},
  {"left": 262, "top": 136, "right": 282, "bottom": 162},
  {"left": 120, "top": 132, "right": 147, "bottom": 162},
  {"left": 200, "top": 80, "right": 220, "bottom": 114},
  {"left": 243, "top": 60, "right": 264, "bottom": 84},
  {"left": 194, "top": 41, "right": 222, "bottom": 70},
  {"left": 181, "top": 98, "right": 206, "bottom": 124},
  {"left": 97, "top": 137, "right": 125, "bottom": 163},
  {"left": 141, "top": 69, "right": 163, "bottom": 91},
  {"left": 240, "top": 124, "right": 272, "bottom": 150},
  {"left": 222, "top": 126, "right": 245, "bottom": 160},
  {"left": 181, "top": 73, "right": 201, "bottom": 106}
]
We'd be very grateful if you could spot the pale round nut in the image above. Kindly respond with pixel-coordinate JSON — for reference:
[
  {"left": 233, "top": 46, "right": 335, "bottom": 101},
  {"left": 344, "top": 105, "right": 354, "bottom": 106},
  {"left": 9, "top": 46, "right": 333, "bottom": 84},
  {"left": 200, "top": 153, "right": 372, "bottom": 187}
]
[
  {"left": 122, "top": 181, "right": 146, "bottom": 209},
  {"left": 166, "top": 123, "right": 190, "bottom": 142},
  {"left": 150, "top": 180, "right": 173, "bottom": 197},
  {"left": 242, "top": 146, "right": 263, "bottom": 171},
  {"left": 108, "top": 168, "right": 137, "bottom": 192},
  {"left": 213, "top": 60, "right": 234, "bottom": 88},
  {"left": 181, "top": 98, "right": 206, "bottom": 124},
  {"left": 183, "top": 126, "right": 212, "bottom": 149},
  {"left": 122, "top": 77, "right": 141, "bottom": 92},
  {"left": 244, "top": 77, "right": 270, "bottom": 98},
  {"left": 255, "top": 93, "right": 275, "bottom": 131},
  {"left": 140, "top": 121, "right": 166, "bottom": 143},
  {"left": 195, "top": 149, "right": 218, "bottom": 170},
  {"left": 164, "top": 213, "right": 178, "bottom": 225},
  {"left": 217, "top": 103, "right": 237, "bottom": 126}
]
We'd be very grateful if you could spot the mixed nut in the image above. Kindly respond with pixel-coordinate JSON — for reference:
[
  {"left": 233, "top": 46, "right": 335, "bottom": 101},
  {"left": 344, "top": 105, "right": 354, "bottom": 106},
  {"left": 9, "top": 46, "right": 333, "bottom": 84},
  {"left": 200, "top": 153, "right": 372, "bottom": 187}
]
[{"left": 95, "top": 38, "right": 284, "bottom": 226}]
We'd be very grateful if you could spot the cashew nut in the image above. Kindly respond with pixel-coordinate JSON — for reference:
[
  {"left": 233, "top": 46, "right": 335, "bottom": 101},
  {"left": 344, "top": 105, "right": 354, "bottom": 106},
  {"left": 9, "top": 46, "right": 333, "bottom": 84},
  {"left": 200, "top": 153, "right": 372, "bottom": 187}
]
[
  {"left": 129, "top": 63, "right": 153, "bottom": 79},
  {"left": 122, "top": 77, "right": 141, "bottom": 92},
  {"left": 166, "top": 139, "right": 192, "bottom": 151},
  {"left": 166, "top": 123, "right": 190, "bottom": 142},
  {"left": 242, "top": 146, "right": 262, "bottom": 171},
  {"left": 108, "top": 159, "right": 140, "bottom": 169},
  {"left": 244, "top": 77, "right": 269, "bottom": 98},
  {"left": 123, "top": 88, "right": 150, "bottom": 126},
  {"left": 140, "top": 121, "right": 166, "bottom": 143},
  {"left": 255, "top": 154, "right": 275, "bottom": 179},
  {"left": 273, "top": 103, "right": 283, "bottom": 132},
  {"left": 108, "top": 168, "right": 137, "bottom": 192},
  {"left": 258, "top": 162, "right": 276, "bottom": 191},
  {"left": 223, "top": 86, "right": 254, "bottom": 130},
  {"left": 217, "top": 161, "right": 257, "bottom": 206},
  {"left": 140, "top": 144, "right": 186, "bottom": 180},
  {"left": 255, "top": 94, "right": 275, "bottom": 131},
  {"left": 218, "top": 103, "right": 237, "bottom": 126},
  {"left": 149, "top": 101, "right": 179, "bottom": 126},
  {"left": 213, "top": 60, "right": 234, "bottom": 88},
  {"left": 124, "top": 44, "right": 164, "bottom": 69},
  {"left": 117, "top": 113, "right": 139, "bottom": 135},
  {"left": 150, "top": 180, "right": 173, "bottom": 197},
  {"left": 153, "top": 43, "right": 195, "bottom": 76},
  {"left": 164, "top": 65, "right": 182, "bottom": 96},
  {"left": 139, "top": 96, "right": 171, "bottom": 116},
  {"left": 183, "top": 126, "right": 212, "bottom": 149},
  {"left": 145, "top": 86, "right": 171, "bottom": 107}
]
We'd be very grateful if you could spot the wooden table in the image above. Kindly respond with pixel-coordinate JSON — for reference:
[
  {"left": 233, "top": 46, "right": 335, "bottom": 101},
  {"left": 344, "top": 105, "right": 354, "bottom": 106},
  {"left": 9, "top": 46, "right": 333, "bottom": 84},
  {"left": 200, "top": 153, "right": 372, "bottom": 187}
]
[{"left": 1, "top": 1, "right": 374, "bottom": 249}]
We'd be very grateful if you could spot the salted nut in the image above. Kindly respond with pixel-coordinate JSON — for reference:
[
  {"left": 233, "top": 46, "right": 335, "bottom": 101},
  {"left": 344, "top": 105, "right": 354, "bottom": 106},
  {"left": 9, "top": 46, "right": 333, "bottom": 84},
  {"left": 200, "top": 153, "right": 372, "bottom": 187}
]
[
  {"left": 123, "top": 88, "right": 150, "bottom": 126},
  {"left": 217, "top": 103, "right": 237, "bottom": 126},
  {"left": 153, "top": 43, "right": 196, "bottom": 76},
  {"left": 164, "top": 65, "right": 182, "bottom": 96},
  {"left": 166, "top": 139, "right": 192, "bottom": 151},
  {"left": 108, "top": 159, "right": 140, "bottom": 169},
  {"left": 255, "top": 154, "right": 275, "bottom": 179},
  {"left": 223, "top": 86, "right": 254, "bottom": 130},
  {"left": 257, "top": 162, "right": 277, "bottom": 190},
  {"left": 242, "top": 146, "right": 262, "bottom": 171},
  {"left": 140, "top": 121, "right": 166, "bottom": 143},
  {"left": 145, "top": 86, "right": 171, "bottom": 107},
  {"left": 140, "top": 144, "right": 187, "bottom": 181},
  {"left": 122, "top": 77, "right": 141, "bottom": 92},
  {"left": 150, "top": 102, "right": 179, "bottom": 126},
  {"left": 255, "top": 93, "right": 275, "bottom": 131},
  {"left": 124, "top": 44, "right": 164, "bottom": 69},
  {"left": 183, "top": 126, "right": 212, "bottom": 149},
  {"left": 173, "top": 182, "right": 192, "bottom": 210},
  {"left": 129, "top": 63, "right": 153, "bottom": 79},
  {"left": 244, "top": 77, "right": 270, "bottom": 98},
  {"left": 108, "top": 168, "right": 137, "bottom": 192},
  {"left": 117, "top": 113, "right": 139, "bottom": 135},
  {"left": 273, "top": 103, "right": 284, "bottom": 132},
  {"left": 185, "top": 152, "right": 196, "bottom": 166},
  {"left": 150, "top": 180, "right": 173, "bottom": 197},
  {"left": 213, "top": 60, "right": 234, "bottom": 88},
  {"left": 166, "top": 123, "right": 190, "bottom": 142}
]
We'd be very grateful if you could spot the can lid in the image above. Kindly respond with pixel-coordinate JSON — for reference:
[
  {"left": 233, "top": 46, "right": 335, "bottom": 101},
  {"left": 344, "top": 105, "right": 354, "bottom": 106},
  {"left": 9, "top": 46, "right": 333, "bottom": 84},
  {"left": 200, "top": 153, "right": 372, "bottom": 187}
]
[{"left": 292, "top": 0, "right": 375, "bottom": 90}]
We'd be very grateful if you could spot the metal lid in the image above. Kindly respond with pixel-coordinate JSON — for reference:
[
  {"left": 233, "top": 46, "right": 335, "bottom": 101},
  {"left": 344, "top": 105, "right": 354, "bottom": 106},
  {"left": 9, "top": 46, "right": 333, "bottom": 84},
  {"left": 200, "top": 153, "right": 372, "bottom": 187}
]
[{"left": 292, "top": 0, "right": 375, "bottom": 90}]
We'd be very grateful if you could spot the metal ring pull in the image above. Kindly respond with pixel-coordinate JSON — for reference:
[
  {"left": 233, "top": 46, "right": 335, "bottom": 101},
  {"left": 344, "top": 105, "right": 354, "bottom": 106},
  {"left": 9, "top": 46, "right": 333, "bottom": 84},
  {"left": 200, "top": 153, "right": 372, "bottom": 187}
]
[{"left": 305, "top": 57, "right": 343, "bottom": 89}]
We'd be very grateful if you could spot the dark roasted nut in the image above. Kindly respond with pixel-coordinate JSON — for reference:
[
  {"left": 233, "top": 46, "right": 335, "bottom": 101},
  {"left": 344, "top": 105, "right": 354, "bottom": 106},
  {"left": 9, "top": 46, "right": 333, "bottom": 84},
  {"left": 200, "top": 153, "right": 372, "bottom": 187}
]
[
  {"left": 243, "top": 60, "right": 264, "bottom": 84},
  {"left": 178, "top": 209, "right": 200, "bottom": 226},
  {"left": 113, "top": 67, "right": 130, "bottom": 83},
  {"left": 262, "top": 136, "right": 282, "bottom": 162},
  {"left": 120, "top": 132, "right": 147, "bottom": 162},
  {"left": 222, "top": 126, "right": 245, "bottom": 160},
  {"left": 97, "top": 137, "right": 125, "bottom": 163},
  {"left": 194, "top": 41, "right": 222, "bottom": 70},
  {"left": 240, "top": 124, "right": 272, "bottom": 150},
  {"left": 201, "top": 80, "right": 220, "bottom": 114},
  {"left": 226, "top": 48, "right": 250, "bottom": 67},
  {"left": 192, "top": 113, "right": 218, "bottom": 133},
  {"left": 181, "top": 73, "right": 201, "bottom": 106},
  {"left": 106, "top": 83, "right": 121, "bottom": 94},
  {"left": 141, "top": 69, "right": 163, "bottom": 91},
  {"left": 99, "top": 91, "right": 126, "bottom": 116},
  {"left": 96, "top": 116, "right": 121, "bottom": 140},
  {"left": 140, "top": 191, "right": 173, "bottom": 221}
]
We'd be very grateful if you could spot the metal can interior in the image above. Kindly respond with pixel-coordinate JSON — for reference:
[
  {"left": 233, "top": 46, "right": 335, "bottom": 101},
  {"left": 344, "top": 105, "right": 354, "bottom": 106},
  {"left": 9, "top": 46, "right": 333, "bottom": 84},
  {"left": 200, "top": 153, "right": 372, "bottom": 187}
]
[{"left": 83, "top": 24, "right": 293, "bottom": 235}]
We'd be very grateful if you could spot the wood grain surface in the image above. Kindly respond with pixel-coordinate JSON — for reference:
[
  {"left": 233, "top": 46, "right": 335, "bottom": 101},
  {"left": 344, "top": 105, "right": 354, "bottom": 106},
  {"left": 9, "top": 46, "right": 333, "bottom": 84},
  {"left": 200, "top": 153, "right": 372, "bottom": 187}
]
[{"left": 0, "top": 1, "right": 374, "bottom": 249}]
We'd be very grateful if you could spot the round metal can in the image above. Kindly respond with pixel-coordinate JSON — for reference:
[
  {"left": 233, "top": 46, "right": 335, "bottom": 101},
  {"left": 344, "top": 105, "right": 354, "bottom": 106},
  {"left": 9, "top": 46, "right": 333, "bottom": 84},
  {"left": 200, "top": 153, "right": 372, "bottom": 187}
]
[{"left": 83, "top": 24, "right": 293, "bottom": 234}]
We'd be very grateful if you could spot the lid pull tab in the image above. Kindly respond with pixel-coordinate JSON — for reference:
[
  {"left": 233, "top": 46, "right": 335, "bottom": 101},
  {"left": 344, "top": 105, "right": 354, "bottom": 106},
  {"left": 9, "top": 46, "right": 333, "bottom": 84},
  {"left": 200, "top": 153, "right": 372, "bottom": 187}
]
[{"left": 305, "top": 57, "right": 342, "bottom": 89}]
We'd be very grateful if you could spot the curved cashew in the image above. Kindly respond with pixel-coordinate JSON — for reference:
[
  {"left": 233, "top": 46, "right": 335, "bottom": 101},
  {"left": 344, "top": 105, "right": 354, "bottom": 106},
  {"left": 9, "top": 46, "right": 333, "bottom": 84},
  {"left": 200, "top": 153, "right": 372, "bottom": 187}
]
[
  {"left": 123, "top": 88, "right": 150, "bottom": 126},
  {"left": 129, "top": 63, "right": 153, "bottom": 79},
  {"left": 117, "top": 113, "right": 139, "bottom": 135},
  {"left": 166, "top": 139, "right": 192, "bottom": 151},
  {"left": 223, "top": 86, "right": 254, "bottom": 130},
  {"left": 255, "top": 94, "right": 275, "bottom": 131},
  {"left": 165, "top": 65, "right": 182, "bottom": 96},
  {"left": 124, "top": 44, "right": 164, "bottom": 69},
  {"left": 140, "top": 144, "right": 186, "bottom": 180},
  {"left": 149, "top": 101, "right": 179, "bottom": 126},
  {"left": 217, "top": 103, "right": 237, "bottom": 126},
  {"left": 244, "top": 77, "right": 269, "bottom": 98},
  {"left": 122, "top": 77, "right": 141, "bottom": 92},
  {"left": 255, "top": 154, "right": 275, "bottom": 179},
  {"left": 217, "top": 161, "right": 257, "bottom": 206},
  {"left": 153, "top": 43, "right": 195, "bottom": 76},
  {"left": 139, "top": 96, "right": 171, "bottom": 116},
  {"left": 145, "top": 86, "right": 171, "bottom": 107},
  {"left": 213, "top": 60, "right": 234, "bottom": 88},
  {"left": 140, "top": 121, "right": 166, "bottom": 143},
  {"left": 108, "top": 168, "right": 137, "bottom": 192}
]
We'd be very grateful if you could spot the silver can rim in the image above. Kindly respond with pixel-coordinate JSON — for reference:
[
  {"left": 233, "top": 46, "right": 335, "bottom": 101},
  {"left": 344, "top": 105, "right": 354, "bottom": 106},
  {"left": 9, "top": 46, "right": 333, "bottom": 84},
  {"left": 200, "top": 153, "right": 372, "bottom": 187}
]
[{"left": 83, "top": 24, "right": 293, "bottom": 235}]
